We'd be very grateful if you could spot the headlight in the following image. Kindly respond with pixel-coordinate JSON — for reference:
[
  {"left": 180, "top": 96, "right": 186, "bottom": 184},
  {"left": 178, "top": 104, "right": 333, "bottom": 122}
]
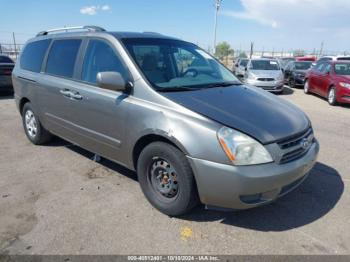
[
  {"left": 247, "top": 73, "right": 256, "bottom": 80},
  {"left": 217, "top": 127, "right": 273, "bottom": 165},
  {"left": 339, "top": 82, "right": 350, "bottom": 89}
]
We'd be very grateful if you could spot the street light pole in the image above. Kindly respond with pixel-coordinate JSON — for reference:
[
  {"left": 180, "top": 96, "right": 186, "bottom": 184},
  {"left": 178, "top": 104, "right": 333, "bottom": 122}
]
[{"left": 213, "top": 0, "right": 222, "bottom": 54}]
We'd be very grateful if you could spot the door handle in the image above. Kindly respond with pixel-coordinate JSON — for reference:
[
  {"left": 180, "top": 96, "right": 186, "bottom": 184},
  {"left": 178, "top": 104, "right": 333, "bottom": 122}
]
[
  {"left": 60, "top": 89, "right": 71, "bottom": 97},
  {"left": 70, "top": 92, "right": 83, "bottom": 100}
]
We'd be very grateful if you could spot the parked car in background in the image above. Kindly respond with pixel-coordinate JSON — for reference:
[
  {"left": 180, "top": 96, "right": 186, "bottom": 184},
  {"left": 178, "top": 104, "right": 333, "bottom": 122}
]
[
  {"left": 296, "top": 56, "right": 316, "bottom": 62},
  {"left": 284, "top": 61, "right": 313, "bottom": 88},
  {"left": 304, "top": 61, "right": 350, "bottom": 105},
  {"left": 244, "top": 58, "right": 285, "bottom": 93},
  {"left": 13, "top": 26, "right": 319, "bottom": 216},
  {"left": 0, "top": 55, "right": 15, "bottom": 94},
  {"left": 278, "top": 57, "right": 295, "bottom": 69},
  {"left": 317, "top": 55, "right": 350, "bottom": 63},
  {"left": 234, "top": 58, "right": 248, "bottom": 77}
]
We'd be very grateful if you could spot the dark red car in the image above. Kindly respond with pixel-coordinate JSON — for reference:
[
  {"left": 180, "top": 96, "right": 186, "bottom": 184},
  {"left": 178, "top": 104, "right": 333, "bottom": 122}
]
[
  {"left": 296, "top": 56, "right": 316, "bottom": 62},
  {"left": 304, "top": 61, "right": 350, "bottom": 105}
]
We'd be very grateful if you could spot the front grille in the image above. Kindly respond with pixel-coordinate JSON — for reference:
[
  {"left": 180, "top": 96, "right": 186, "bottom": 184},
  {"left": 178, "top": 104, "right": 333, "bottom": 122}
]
[
  {"left": 278, "top": 128, "right": 314, "bottom": 164},
  {"left": 257, "top": 78, "right": 274, "bottom": 81}
]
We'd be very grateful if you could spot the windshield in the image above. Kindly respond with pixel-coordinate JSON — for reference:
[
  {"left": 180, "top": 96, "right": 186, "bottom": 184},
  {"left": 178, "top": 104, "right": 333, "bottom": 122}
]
[
  {"left": 122, "top": 38, "right": 240, "bottom": 91},
  {"left": 0, "top": 56, "right": 13, "bottom": 63},
  {"left": 280, "top": 58, "right": 295, "bottom": 67},
  {"left": 250, "top": 60, "right": 280, "bottom": 70},
  {"left": 294, "top": 62, "right": 312, "bottom": 70},
  {"left": 334, "top": 63, "right": 350, "bottom": 75},
  {"left": 240, "top": 59, "right": 248, "bottom": 67}
]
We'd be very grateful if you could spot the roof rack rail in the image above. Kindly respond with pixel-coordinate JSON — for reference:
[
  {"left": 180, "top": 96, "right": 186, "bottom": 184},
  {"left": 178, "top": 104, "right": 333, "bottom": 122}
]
[
  {"left": 142, "top": 31, "right": 162, "bottom": 35},
  {"left": 36, "top": 26, "right": 106, "bottom": 37}
]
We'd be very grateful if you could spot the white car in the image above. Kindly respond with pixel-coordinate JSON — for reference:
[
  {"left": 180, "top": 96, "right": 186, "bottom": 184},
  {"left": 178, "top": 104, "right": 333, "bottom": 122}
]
[
  {"left": 234, "top": 58, "right": 249, "bottom": 77},
  {"left": 317, "top": 56, "right": 350, "bottom": 62},
  {"left": 244, "top": 59, "right": 285, "bottom": 93}
]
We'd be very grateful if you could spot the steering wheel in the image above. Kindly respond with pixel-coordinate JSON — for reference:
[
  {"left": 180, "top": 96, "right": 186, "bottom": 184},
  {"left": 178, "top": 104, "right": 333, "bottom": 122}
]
[{"left": 182, "top": 68, "right": 199, "bottom": 77}]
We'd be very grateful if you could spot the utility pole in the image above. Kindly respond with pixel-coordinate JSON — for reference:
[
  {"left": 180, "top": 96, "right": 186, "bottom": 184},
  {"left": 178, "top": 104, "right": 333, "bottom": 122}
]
[
  {"left": 213, "top": 0, "right": 222, "bottom": 54},
  {"left": 12, "top": 32, "right": 17, "bottom": 60},
  {"left": 319, "top": 41, "right": 324, "bottom": 58},
  {"left": 250, "top": 42, "right": 254, "bottom": 59}
]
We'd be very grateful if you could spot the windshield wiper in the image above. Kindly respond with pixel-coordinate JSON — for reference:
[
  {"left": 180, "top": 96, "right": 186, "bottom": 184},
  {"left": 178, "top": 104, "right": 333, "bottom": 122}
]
[
  {"left": 157, "top": 86, "right": 201, "bottom": 92},
  {"left": 201, "top": 81, "right": 242, "bottom": 88}
]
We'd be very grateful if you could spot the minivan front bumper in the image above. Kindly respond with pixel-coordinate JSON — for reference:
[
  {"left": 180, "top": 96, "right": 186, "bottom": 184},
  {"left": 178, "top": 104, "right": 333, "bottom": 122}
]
[{"left": 187, "top": 140, "right": 319, "bottom": 210}]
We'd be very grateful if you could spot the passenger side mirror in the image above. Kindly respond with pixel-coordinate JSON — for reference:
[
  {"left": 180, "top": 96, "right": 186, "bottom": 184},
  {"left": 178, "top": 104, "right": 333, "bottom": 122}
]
[
  {"left": 245, "top": 67, "right": 248, "bottom": 71},
  {"left": 97, "top": 72, "right": 126, "bottom": 92}
]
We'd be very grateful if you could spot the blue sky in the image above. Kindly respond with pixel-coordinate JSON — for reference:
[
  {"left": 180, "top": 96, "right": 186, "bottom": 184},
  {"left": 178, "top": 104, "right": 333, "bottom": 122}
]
[{"left": 1, "top": 0, "right": 349, "bottom": 53}]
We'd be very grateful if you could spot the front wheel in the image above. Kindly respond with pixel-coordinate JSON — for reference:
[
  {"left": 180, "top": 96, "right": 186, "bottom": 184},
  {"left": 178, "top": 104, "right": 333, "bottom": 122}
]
[
  {"left": 289, "top": 78, "right": 295, "bottom": 88},
  {"left": 137, "top": 142, "right": 199, "bottom": 216},
  {"left": 22, "top": 102, "right": 53, "bottom": 145},
  {"left": 304, "top": 80, "right": 310, "bottom": 94},
  {"left": 328, "top": 87, "right": 337, "bottom": 106}
]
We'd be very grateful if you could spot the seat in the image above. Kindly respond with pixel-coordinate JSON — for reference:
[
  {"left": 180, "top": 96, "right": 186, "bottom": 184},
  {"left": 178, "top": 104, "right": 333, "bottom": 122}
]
[{"left": 141, "top": 55, "right": 167, "bottom": 84}]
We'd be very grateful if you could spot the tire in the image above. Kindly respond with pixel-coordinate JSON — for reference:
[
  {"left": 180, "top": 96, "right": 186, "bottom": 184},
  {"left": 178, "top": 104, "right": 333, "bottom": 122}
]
[
  {"left": 137, "top": 142, "right": 199, "bottom": 216},
  {"left": 304, "top": 79, "right": 310, "bottom": 94},
  {"left": 328, "top": 87, "right": 337, "bottom": 106},
  {"left": 289, "top": 78, "right": 295, "bottom": 88},
  {"left": 22, "top": 102, "right": 53, "bottom": 145}
]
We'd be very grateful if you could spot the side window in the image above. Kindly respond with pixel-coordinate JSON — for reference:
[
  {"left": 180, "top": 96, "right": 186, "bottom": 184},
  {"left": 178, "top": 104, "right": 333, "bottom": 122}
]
[
  {"left": 82, "top": 40, "right": 128, "bottom": 84},
  {"left": 321, "top": 63, "right": 331, "bottom": 74},
  {"left": 20, "top": 40, "right": 50, "bottom": 72},
  {"left": 315, "top": 62, "right": 325, "bottom": 73},
  {"left": 46, "top": 39, "right": 81, "bottom": 78}
]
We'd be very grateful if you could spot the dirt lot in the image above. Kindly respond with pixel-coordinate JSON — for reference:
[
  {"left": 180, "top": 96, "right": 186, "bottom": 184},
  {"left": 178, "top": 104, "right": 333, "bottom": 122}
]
[{"left": 0, "top": 87, "right": 349, "bottom": 255}]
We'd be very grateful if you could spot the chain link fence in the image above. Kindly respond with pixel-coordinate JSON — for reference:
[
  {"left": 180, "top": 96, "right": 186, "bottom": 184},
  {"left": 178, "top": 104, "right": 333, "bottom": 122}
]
[{"left": 0, "top": 43, "right": 24, "bottom": 61}]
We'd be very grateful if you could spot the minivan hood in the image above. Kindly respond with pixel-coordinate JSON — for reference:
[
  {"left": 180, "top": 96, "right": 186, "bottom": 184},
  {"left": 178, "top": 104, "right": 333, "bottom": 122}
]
[
  {"left": 250, "top": 70, "right": 282, "bottom": 78},
  {"left": 162, "top": 85, "right": 309, "bottom": 144}
]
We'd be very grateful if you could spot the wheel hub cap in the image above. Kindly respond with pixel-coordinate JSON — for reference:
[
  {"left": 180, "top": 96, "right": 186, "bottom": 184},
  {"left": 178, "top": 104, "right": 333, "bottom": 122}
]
[
  {"left": 329, "top": 89, "right": 335, "bottom": 103},
  {"left": 150, "top": 159, "right": 178, "bottom": 198},
  {"left": 25, "top": 110, "right": 37, "bottom": 138}
]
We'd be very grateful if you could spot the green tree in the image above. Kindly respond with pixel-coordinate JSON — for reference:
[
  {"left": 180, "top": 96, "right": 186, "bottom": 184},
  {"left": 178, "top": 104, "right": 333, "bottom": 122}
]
[
  {"left": 238, "top": 52, "right": 248, "bottom": 58},
  {"left": 215, "top": 42, "right": 234, "bottom": 60}
]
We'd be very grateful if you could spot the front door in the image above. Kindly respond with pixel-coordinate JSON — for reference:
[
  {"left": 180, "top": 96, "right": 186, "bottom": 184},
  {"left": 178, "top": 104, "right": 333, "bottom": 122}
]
[{"left": 61, "top": 39, "right": 132, "bottom": 162}]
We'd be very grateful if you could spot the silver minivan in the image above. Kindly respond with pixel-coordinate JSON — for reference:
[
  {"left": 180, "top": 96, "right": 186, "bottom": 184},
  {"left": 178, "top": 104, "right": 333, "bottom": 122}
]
[{"left": 12, "top": 26, "right": 319, "bottom": 216}]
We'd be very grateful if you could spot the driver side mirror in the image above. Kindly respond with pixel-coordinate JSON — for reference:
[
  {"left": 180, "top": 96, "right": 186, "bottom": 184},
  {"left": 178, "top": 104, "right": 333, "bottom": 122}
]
[
  {"left": 245, "top": 67, "right": 248, "bottom": 71},
  {"left": 97, "top": 72, "right": 127, "bottom": 92}
]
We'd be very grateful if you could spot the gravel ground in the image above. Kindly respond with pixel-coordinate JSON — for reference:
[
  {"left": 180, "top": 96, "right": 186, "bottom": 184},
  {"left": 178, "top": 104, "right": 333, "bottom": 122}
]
[{"left": 0, "top": 87, "right": 349, "bottom": 255}]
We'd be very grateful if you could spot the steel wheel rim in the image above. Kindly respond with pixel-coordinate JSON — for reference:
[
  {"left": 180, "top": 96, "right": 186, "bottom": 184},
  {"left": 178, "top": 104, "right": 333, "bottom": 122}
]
[
  {"left": 25, "top": 110, "right": 38, "bottom": 138},
  {"left": 304, "top": 81, "right": 309, "bottom": 93},
  {"left": 149, "top": 158, "right": 178, "bottom": 198},
  {"left": 328, "top": 89, "right": 335, "bottom": 103}
]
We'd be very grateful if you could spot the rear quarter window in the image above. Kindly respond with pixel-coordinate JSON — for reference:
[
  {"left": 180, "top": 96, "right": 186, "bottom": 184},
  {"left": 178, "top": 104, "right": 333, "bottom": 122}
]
[
  {"left": 46, "top": 39, "right": 82, "bottom": 78},
  {"left": 20, "top": 40, "right": 51, "bottom": 72}
]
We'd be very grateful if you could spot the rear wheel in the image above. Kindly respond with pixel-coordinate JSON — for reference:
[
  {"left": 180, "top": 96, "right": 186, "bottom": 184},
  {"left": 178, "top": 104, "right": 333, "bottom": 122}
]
[
  {"left": 22, "top": 103, "right": 52, "bottom": 145},
  {"left": 304, "top": 80, "right": 310, "bottom": 94},
  {"left": 328, "top": 87, "right": 337, "bottom": 106},
  {"left": 137, "top": 142, "right": 199, "bottom": 216}
]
